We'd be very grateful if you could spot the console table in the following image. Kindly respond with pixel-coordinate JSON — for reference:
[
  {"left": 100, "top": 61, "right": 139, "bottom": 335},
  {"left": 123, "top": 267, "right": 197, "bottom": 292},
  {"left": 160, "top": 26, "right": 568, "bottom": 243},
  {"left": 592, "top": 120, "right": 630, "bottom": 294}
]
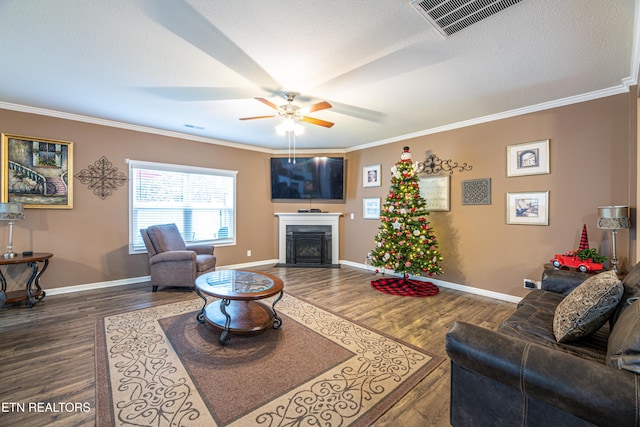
[{"left": 0, "top": 252, "right": 53, "bottom": 308}]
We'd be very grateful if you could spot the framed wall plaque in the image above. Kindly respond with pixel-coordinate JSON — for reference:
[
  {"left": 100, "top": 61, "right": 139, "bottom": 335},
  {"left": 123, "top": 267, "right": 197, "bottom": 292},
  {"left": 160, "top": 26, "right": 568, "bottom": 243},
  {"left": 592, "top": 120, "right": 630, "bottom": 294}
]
[
  {"left": 419, "top": 175, "right": 450, "bottom": 211},
  {"left": 363, "top": 197, "right": 380, "bottom": 219}
]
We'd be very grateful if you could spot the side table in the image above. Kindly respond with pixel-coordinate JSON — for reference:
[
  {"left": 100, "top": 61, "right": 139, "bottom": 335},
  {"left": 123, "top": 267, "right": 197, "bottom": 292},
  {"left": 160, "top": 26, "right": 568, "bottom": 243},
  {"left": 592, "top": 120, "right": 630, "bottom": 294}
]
[{"left": 0, "top": 252, "right": 53, "bottom": 308}]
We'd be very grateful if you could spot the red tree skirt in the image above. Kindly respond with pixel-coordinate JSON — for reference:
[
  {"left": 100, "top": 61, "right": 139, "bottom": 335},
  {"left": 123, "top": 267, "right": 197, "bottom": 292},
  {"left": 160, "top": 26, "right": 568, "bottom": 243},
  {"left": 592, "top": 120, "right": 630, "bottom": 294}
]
[{"left": 371, "top": 277, "right": 439, "bottom": 297}]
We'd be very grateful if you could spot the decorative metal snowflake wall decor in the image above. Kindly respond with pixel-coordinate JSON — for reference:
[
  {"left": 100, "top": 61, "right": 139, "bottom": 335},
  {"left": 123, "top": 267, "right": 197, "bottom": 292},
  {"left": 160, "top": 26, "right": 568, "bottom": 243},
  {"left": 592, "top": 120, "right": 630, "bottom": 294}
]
[{"left": 74, "top": 156, "right": 128, "bottom": 199}]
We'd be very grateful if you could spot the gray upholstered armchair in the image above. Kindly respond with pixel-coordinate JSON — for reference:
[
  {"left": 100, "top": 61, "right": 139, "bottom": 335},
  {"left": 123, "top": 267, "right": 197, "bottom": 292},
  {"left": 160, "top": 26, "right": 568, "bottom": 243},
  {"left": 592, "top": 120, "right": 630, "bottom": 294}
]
[{"left": 140, "top": 223, "right": 217, "bottom": 292}]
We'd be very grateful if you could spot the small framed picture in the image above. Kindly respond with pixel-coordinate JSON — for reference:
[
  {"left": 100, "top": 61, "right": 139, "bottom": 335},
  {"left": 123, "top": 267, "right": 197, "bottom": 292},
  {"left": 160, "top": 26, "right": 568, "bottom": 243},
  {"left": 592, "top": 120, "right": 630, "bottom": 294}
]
[
  {"left": 363, "top": 164, "right": 381, "bottom": 187},
  {"left": 363, "top": 197, "right": 380, "bottom": 219},
  {"left": 507, "top": 139, "right": 550, "bottom": 177},
  {"left": 506, "top": 191, "right": 549, "bottom": 225}
]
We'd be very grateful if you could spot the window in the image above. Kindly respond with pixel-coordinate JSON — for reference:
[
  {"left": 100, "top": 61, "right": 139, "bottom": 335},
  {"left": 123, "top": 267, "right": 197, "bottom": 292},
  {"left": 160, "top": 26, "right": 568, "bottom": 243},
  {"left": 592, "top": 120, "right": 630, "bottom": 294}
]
[{"left": 128, "top": 159, "right": 237, "bottom": 253}]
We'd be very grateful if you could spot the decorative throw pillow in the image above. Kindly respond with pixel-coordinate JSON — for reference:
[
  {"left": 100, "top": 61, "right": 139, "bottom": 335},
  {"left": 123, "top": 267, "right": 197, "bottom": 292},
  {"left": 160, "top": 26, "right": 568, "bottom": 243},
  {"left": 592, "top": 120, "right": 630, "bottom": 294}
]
[
  {"left": 553, "top": 270, "right": 623, "bottom": 343},
  {"left": 607, "top": 298, "right": 640, "bottom": 373}
]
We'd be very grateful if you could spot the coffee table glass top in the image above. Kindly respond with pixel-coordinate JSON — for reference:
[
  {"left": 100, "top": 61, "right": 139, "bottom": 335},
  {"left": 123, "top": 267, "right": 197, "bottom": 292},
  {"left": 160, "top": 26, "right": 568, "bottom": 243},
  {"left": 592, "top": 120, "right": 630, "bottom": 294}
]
[{"left": 196, "top": 270, "right": 275, "bottom": 295}]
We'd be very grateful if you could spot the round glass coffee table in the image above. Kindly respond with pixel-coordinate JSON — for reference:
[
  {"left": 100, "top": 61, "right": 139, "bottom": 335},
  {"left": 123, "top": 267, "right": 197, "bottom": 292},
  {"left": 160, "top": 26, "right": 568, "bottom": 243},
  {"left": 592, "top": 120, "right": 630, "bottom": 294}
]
[{"left": 195, "top": 270, "right": 284, "bottom": 345}]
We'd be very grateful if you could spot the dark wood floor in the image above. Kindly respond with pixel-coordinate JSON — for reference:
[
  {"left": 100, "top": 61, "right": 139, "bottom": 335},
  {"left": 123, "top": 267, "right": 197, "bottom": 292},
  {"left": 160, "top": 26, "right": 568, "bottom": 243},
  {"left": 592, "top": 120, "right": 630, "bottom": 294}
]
[{"left": 0, "top": 264, "right": 516, "bottom": 427}]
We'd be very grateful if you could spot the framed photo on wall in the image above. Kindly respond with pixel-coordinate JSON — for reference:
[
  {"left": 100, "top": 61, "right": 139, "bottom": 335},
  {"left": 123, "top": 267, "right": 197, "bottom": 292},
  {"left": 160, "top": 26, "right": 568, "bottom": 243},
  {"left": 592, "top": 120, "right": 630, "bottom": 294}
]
[
  {"left": 363, "top": 197, "right": 380, "bottom": 219},
  {"left": 363, "top": 164, "right": 381, "bottom": 187},
  {"left": 506, "top": 191, "right": 549, "bottom": 225},
  {"left": 1, "top": 133, "right": 74, "bottom": 209},
  {"left": 507, "top": 139, "right": 550, "bottom": 177}
]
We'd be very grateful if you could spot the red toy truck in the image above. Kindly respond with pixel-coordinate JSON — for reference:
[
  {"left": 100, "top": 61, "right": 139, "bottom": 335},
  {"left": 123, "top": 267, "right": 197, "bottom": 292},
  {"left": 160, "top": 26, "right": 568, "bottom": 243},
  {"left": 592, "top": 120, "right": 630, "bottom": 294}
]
[{"left": 550, "top": 251, "right": 604, "bottom": 273}]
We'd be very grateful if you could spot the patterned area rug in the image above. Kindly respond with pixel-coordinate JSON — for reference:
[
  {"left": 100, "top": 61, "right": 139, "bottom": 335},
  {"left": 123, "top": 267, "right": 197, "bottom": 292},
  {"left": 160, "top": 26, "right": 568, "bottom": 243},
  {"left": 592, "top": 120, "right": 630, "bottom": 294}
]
[
  {"left": 371, "top": 277, "right": 440, "bottom": 297},
  {"left": 95, "top": 293, "right": 443, "bottom": 426}
]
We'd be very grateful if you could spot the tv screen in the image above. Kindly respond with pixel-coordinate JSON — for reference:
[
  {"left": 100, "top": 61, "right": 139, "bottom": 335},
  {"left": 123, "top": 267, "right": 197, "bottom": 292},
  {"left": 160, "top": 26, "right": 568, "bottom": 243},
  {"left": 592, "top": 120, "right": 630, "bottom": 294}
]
[{"left": 271, "top": 157, "right": 344, "bottom": 200}]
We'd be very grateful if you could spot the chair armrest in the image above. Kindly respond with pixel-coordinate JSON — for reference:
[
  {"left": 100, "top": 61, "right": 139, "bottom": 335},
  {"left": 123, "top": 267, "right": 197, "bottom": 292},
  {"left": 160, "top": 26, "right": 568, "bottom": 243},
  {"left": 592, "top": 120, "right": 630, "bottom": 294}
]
[
  {"left": 186, "top": 244, "right": 214, "bottom": 255},
  {"left": 446, "top": 321, "right": 638, "bottom": 426},
  {"left": 541, "top": 268, "right": 587, "bottom": 295},
  {"left": 149, "top": 250, "right": 196, "bottom": 265}
]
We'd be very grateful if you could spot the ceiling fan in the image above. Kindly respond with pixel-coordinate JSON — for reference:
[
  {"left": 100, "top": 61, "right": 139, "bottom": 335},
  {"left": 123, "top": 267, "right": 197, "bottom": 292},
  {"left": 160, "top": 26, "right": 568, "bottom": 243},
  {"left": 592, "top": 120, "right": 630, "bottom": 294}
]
[{"left": 239, "top": 92, "right": 335, "bottom": 128}]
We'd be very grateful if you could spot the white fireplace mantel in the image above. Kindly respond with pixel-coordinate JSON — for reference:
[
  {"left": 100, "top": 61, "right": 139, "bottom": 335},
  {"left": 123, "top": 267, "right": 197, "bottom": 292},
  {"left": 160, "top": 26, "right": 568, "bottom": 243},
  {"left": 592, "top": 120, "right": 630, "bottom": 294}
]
[{"left": 275, "top": 212, "right": 342, "bottom": 265}]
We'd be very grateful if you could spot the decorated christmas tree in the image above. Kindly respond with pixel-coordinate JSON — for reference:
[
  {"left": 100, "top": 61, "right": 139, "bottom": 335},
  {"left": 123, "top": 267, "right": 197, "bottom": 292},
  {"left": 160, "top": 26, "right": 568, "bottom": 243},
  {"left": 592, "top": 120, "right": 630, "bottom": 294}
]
[{"left": 370, "top": 147, "right": 443, "bottom": 295}]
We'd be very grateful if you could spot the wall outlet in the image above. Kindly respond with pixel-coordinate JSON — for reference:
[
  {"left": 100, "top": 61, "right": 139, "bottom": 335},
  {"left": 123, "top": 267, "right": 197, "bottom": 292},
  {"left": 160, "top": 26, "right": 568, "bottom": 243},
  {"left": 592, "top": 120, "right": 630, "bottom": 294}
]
[
  {"left": 246, "top": 250, "right": 252, "bottom": 257},
  {"left": 523, "top": 279, "right": 536, "bottom": 289}
]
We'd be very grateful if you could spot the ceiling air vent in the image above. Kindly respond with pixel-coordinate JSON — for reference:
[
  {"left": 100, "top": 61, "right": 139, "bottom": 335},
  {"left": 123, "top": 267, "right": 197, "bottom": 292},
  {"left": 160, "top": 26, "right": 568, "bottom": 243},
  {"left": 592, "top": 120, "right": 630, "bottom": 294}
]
[{"left": 411, "top": 0, "right": 523, "bottom": 37}]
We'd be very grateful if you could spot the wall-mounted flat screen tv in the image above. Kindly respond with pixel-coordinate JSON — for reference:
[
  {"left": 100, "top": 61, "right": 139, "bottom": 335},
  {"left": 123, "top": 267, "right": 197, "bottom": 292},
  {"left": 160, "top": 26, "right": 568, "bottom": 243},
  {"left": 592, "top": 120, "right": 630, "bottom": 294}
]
[{"left": 270, "top": 157, "right": 345, "bottom": 201}]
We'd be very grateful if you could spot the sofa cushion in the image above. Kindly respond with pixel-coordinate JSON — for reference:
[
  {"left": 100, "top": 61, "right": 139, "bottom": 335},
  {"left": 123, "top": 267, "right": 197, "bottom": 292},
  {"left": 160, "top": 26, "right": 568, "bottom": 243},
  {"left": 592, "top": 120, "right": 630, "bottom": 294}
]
[
  {"left": 612, "top": 261, "right": 640, "bottom": 325},
  {"left": 607, "top": 298, "right": 640, "bottom": 373},
  {"left": 500, "top": 293, "right": 608, "bottom": 363},
  {"left": 541, "top": 268, "right": 589, "bottom": 295},
  {"left": 553, "top": 270, "right": 623, "bottom": 343}
]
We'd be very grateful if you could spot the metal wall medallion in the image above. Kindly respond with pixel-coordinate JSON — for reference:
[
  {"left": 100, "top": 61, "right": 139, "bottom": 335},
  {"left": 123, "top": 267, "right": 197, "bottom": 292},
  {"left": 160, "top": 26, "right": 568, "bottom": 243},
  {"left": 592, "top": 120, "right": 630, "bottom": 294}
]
[
  {"left": 74, "top": 156, "right": 128, "bottom": 199},
  {"left": 462, "top": 178, "right": 491, "bottom": 205}
]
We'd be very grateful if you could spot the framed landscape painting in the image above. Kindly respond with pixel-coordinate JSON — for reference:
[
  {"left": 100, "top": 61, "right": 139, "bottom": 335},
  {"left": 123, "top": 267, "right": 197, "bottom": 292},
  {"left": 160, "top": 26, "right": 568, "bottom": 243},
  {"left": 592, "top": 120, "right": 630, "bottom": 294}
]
[{"left": 1, "top": 134, "right": 74, "bottom": 209}]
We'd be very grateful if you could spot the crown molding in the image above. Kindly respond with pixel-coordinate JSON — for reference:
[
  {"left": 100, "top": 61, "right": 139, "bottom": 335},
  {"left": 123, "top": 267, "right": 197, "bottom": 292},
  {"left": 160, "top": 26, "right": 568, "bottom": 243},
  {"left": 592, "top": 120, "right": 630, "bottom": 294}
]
[
  {"left": 0, "top": 101, "right": 275, "bottom": 154},
  {"left": 347, "top": 84, "right": 632, "bottom": 153},
  {"left": 0, "top": 79, "right": 634, "bottom": 158}
]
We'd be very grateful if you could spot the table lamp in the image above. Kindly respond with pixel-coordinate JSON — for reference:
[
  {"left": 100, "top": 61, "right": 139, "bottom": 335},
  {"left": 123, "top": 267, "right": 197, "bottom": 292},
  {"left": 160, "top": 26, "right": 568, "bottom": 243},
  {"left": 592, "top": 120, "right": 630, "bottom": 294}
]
[
  {"left": 0, "top": 202, "right": 25, "bottom": 259},
  {"left": 597, "top": 205, "right": 630, "bottom": 273}
]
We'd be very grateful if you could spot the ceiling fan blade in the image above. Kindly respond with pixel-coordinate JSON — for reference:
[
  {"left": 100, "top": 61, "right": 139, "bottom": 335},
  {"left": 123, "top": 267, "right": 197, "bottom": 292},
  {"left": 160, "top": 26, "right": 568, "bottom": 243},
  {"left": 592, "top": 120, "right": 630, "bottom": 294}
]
[
  {"left": 239, "top": 115, "right": 275, "bottom": 121},
  {"left": 299, "top": 101, "right": 332, "bottom": 115},
  {"left": 300, "top": 116, "right": 335, "bottom": 128},
  {"left": 255, "top": 97, "right": 280, "bottom": 110},
  {"left": 142, "top": 1, "right": 278, "bottom": 89},
  {"left": 140, "top": 86, "right": 258, "bottom": 102},
  {"left": 329, "top": 101, "right": 386, "bottom": 123}
]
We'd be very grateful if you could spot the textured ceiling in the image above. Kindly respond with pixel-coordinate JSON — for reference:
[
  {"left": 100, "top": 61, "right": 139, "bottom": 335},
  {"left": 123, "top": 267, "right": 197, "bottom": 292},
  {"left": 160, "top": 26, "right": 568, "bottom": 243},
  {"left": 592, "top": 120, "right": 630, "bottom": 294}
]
[{"left": 0, "top": 0, "right": 637, "bottom": 152}]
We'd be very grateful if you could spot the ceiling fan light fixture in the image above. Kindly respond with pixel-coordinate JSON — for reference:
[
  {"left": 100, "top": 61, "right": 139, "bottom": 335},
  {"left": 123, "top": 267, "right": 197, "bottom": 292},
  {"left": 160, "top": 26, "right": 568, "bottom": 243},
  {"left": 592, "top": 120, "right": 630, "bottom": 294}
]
[{"left": 276, "top": 118, "right": 304, "bottom": 136}]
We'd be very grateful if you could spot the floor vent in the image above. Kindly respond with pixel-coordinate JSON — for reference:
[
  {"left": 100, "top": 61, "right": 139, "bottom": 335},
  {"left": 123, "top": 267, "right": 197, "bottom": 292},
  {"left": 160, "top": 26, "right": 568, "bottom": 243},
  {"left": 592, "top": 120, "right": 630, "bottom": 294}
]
[{"left": 411, "top": 0, "right": 523, "bottom": 37}]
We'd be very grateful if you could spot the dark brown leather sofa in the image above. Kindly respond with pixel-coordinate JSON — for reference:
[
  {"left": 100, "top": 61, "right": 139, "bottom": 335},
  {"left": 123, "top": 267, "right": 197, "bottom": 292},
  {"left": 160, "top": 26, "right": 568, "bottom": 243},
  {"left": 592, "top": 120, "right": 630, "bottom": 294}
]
[{"left": 446, "top": 265, "right": 640, "bottom": 427}]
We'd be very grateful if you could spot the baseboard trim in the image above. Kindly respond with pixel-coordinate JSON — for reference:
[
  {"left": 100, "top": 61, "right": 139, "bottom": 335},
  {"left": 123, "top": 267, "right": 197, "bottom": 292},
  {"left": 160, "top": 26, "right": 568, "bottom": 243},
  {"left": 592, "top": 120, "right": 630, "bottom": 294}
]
[
  {"left": 44, "top": 259, "right": 281, "bottom": 296},
  {"left": 46, "top": 276, "right": 150, "bottom": 296},
  {"left": 339, "top": 260, "right": 522, "bottom": 304},
  {"left": 45, "top": 258, "right": 521, "bottom": 303}
]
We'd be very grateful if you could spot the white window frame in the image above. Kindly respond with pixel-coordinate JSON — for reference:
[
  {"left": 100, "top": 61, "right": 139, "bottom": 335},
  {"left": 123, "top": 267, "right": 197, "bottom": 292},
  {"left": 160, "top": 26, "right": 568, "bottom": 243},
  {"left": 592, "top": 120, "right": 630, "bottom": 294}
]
[{"left": 128, "top": 159, "right": 237, "bottom": 254}]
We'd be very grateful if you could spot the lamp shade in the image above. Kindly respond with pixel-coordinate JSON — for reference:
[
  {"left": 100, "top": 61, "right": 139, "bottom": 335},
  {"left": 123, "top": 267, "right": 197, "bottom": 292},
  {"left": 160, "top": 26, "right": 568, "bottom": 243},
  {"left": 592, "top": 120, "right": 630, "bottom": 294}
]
[
  {"left": 597, "top": 205, "right": 630, "bottom": 230},
  {"left": 0, "top": 202, "right": 24, "bottom": 221}
]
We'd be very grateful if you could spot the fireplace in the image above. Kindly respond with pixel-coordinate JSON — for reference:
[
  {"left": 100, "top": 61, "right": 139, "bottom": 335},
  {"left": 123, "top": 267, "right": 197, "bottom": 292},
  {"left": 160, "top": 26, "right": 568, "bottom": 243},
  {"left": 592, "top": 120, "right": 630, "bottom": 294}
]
[
  {"left": 275, "top": 213, "right": 341, "bottom": 267},
  {"left": 286, "top": 226, "right": 332, "bottom": 266}
]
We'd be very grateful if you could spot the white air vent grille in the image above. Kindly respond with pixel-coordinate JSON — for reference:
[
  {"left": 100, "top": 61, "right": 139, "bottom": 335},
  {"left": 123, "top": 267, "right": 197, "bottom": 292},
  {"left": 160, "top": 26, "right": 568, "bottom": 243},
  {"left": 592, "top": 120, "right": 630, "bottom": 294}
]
[{"left": 411, "top": 0, "right": 523, "bottom": 37}]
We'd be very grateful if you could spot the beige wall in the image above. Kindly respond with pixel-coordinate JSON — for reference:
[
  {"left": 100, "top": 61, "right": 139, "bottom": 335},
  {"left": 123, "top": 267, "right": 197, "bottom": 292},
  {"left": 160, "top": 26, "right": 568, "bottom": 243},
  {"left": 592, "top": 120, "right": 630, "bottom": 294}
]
[
  {"left": 343, "top": 92, "right": 637, "bottom": 298},
  {"left": 0, "top": 90, "right": 636, "bottom": 299},
  {"left": 0, "top": 109, "right": 287, "bottom": 289}
]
